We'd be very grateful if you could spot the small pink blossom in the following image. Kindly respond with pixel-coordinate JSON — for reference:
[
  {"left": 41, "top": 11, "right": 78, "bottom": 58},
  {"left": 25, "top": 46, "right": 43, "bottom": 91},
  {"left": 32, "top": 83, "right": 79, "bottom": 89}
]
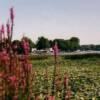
[
  {"left": 65, "top": 89, "right": 72, "bottom": 100},
  {"left": 9, "top": 75, "right": 17, "bottom": 82},
  {"left": 9, "top": 75, "right": 17, "bottom": 86},
  {"left": 49, "top": 96, "right": 55, "bottom": 100}
]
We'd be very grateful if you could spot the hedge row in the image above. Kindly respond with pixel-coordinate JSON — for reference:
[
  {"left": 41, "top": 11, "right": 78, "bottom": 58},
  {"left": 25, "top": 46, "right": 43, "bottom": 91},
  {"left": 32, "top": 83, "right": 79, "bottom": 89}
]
[
  {"left": 29, "top": 54, "right": 49, "bottom": 60},
  {"left": 63, "top": 53, "right": 100, "bottom": 59}
]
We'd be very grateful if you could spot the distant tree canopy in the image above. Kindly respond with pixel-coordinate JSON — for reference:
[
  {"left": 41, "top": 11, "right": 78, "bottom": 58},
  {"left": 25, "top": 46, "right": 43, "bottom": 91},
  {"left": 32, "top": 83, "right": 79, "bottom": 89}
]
[
  {"left": 36, "top": 36, "right": 50, "bottom": 50},
  {"left": 52, "top": 37, "right": 80, "bottom": 51},
  {"left": 80, "top": 45, "right": 100, "bottom": 51},
  {"left": 27, "top": 37, "right": 35, "bottom": 51},
  {"left": 24, "top": 35, "right": 100, "bottom": 51},
  {"left": 35, "top": 36, "right": 80, "bottom": 51},
  {"left": 69, "top": 37, "right": 80, "bottom": 51},
  {"left": 9, "top": 36, "right": 100, "bottom": 52}
]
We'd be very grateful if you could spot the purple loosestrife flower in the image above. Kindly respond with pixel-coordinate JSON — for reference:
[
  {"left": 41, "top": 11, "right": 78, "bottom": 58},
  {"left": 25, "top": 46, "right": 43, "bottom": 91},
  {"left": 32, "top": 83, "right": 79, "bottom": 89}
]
[
  {"left": 0, "top": 28, "right": 1, "bottom": 41},
  {"left": 1, "top": 24, "right": 5, "bottom": 34},
  {"left": 0, "top": 72, "right": 5, "bottom": 79},
  {"left": 22, "top": 38, "right": 30, "bottom": 55},
  {"left": 49, "top": 96, "right": 55, "bottom": 100},
  {"left": 64, "top": 73, "right": 69, "bottom": 87},
  {"left": 52, "top": 42, "right": 59, "bottom": 58},
  {"left": 6, "top": 20, "right": 10, "bottom": 38},
  {"left": 24, "top": 63, "right": 32, "bottom": 74},
  {"left": 1, "top": 24, "right": 5, "bottom": 40},
  {"left": 51, "top": 42, "right": 59, "bottom": 96},
  {"left": 63, "top": 73, "right": 70, "bottom": 100},
  {"left": 27, "top": 63, "right": 32, "bottom": 72},
  {"left": 0, "top": 50, "right": 9, "bottom": 66},
  {"left": 9, "top": 75, "right": 17, "bottom": 87},
  {"left": 0, "top": 25, "right": 3, "bottom": 41},
  {"left": 10, "top": 7, "right": 14, "bottom": 24}
]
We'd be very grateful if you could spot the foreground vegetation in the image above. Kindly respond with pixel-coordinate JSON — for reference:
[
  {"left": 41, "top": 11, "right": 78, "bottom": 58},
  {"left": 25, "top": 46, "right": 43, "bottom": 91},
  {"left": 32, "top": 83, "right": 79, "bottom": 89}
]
[{"left": 31, "top": 56, "right": 100, "bottom": 99}]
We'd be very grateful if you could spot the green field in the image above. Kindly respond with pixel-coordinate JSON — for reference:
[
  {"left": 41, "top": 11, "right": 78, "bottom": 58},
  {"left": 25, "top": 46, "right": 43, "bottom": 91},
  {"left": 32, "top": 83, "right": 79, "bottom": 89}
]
[{"left": 31, "top": 56, "right": 100, "bottom": 100}]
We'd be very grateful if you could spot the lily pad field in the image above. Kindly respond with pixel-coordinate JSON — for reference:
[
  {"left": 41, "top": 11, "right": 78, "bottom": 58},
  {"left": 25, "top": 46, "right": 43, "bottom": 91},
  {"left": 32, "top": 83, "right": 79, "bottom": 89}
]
[{"left": 30, "top": 56, "right": 100, "bottom": 100}]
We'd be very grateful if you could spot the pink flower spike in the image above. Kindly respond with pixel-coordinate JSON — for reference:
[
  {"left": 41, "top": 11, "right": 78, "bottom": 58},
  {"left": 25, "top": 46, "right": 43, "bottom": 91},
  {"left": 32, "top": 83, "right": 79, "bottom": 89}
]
[
  {"left": 28, "top": 64, "right": 32, "bottom": 72},
  {"left": 6, "top": 20, "right": 10, "bottom": 35},
  {"left": 10, "top": 7, "right": 14, "bottom": 23},
  {"left": 52, "top": 42, "right": 59, "bottom": 57},
  {"left": 22, "top": 38, "right": 30, "bottom": 55},
  {"left": 9, "top": 75, "right": 17, "bottom": 81},
  {"left": 1, "top": 24, "right": 5, "bottom": 34}
]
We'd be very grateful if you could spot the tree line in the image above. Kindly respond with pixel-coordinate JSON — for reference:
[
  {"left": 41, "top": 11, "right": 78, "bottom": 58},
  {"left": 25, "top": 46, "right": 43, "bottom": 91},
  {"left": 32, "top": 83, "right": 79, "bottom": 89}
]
[
  {"left": 36, "top": 36, "right": 80, "bottom": 51},
  {"left": 35, "top": 36, "right": 100, "bottom": 51},
  {"left": 10, "top": 36, "right": 100, "bottom": 52},
  {"left": 1, "top": 36, "right": 100, "bottom": 53}
]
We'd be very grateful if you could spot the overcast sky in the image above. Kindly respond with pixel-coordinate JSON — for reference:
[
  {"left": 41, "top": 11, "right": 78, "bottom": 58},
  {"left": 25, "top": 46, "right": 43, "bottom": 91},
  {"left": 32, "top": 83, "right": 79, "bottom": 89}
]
[{"left": 0, "top": 0, "right": 100, "bottom": 44}]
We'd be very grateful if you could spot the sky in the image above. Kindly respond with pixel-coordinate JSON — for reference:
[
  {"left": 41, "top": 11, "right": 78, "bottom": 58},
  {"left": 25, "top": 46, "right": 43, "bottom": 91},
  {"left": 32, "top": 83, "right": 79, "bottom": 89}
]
[{"left": 0, "top": 0, "right": 100, "bottom": 44}]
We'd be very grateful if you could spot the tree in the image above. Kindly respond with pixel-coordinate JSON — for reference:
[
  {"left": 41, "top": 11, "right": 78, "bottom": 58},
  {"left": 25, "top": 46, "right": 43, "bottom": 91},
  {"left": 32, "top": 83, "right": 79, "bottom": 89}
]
[
  {"left": 12, "top": 40, "right": 21, "bottom": 53},
  {"left": 80, "top": 44, "right": 100, "bottom": 51},
  {"left": 65, "top": 40, "right": 70, "bottom": 51},
  {"left": 69, "top": 37, "right": 80, "bottom": 51},
  {"left": 95, "top": 45, "right": 100, "bottom": 51},
  {"left": 49, "top": 40, "right": 53, "bottom": 47},
  {"left": 36, "top": 36, "right": 50, "bottom": 50},
  {"left": 28, "top": 38, "right": 35, "bottom": 52}
]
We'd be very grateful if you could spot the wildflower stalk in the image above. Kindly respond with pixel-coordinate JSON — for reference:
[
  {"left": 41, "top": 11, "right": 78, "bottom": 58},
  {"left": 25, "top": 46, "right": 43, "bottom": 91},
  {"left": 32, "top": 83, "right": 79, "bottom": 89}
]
[
  {"left": 1, "top": 25, "right": 5, "bottom": 42},
  {"left": 62, "top": 73, "right": 69, "bottom": 100},
  {"left": 51, "top": 54, "right": 57, "bottom": 96},
  {"left": 0, "top": 25, "right": 5, "bottom": 51},
  {"left": 10, "top": 7, "right": 14, "bottom": 43},
  {"left": 8, "top": 7, "right": 14, "bottom": 73},
  {"left": 44, "top": 67, "right": 49, "bottom": 100},
  {"left": 51, "top": 42, "right": 58, "bottom": 98}
]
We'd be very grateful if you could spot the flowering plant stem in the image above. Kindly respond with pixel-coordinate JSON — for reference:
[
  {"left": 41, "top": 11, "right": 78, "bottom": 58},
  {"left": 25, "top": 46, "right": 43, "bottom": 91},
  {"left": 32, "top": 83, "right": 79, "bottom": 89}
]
[{"left": 51, "top": 54, "right": 57, "bottom": 97}]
